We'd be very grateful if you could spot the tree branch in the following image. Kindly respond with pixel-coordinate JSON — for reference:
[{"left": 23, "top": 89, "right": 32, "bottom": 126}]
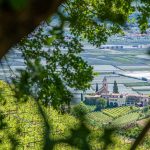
[
  {"left": 0, "top": 0, "right": 66, "bottom": 59},
  {"left": 131, "top": 119, "right": 150, "bottom": 150}
]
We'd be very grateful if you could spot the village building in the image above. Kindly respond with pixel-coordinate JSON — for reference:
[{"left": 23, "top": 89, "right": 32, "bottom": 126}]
[
  {"left": 126, "top": 94, "right": 149, "bottom": 106},
  {"left": 85, "top": 77, "right": 150, "bottom": 107}
]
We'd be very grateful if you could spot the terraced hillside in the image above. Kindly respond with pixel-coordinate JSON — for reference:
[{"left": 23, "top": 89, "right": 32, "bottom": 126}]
[
  {"left": 86, "top": 106, "right": 147, "bottom": 128},
  {"left": 102, "top": 106, "right": 139, "bottom": 118}
]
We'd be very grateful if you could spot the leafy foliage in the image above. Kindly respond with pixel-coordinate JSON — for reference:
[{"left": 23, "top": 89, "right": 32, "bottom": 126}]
[
  {"left": 65, "top": 0, "right": 134, "bottom": 46},
  {"left": 10, "top": 0, "right": 28, "bottom": 10},
  {"left": 13, "top": 27, "right": 93, "bottom": 110},
  {"left": 71, "top": 102, "right": 90, "bottom": 118},
  {"left": 121, "top": 125, "right": 143, "bottom": 139},
  {"left": 0, "top": 0, "right": 28, "bottom": 11},
  {"left": 96, "top": 98, "right": 107, "bottom": 111},
  {"left": 137, "top": 0, "right": 150, "bottom": 33},
  {"left": 0, "top": 80, "right": 131, "bottom": 150},
  {"left": 3, "top": 0, "right": 150, "bottom": 149},
  {"left": 12, "top": 0, "right": 150, "bottom": 111},
  {"left": 0, "top": 81, "right": 149, "bottom": 149}
]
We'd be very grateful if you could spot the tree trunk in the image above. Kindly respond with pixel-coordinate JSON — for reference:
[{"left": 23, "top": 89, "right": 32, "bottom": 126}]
[{"left": 0, "top": 0, "right": 66, "bottom": 59}]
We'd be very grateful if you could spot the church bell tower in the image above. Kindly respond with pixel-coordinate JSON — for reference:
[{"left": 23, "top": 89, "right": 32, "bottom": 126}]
[{"left": 96, "top": 76, "right": 109, "bottom": 95}]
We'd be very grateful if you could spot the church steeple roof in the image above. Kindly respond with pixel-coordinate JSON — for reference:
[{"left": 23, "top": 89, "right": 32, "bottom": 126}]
[{"left": 96, "top": 77, "right": 109, "bottom": 95}]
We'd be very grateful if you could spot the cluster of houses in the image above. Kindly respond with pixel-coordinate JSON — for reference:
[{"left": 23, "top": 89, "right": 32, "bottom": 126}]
[{"left": 85, "top": 77, "right": 150, "bottom": 107}]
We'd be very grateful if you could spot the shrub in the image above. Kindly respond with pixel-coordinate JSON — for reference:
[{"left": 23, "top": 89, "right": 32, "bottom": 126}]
[{"left": 71, "top": 102, "right": 90, "bottom": 118}]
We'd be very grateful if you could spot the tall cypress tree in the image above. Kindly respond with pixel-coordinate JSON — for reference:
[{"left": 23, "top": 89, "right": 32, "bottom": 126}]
[
  {"left": 96, "top": 83, "right": 99, "bottom": 92},
  {"left": 113, "top": 81, "right": 119, "bottom": 93},
  {"left": 81, "top": 93, "right": 83, "bottom": 101}
]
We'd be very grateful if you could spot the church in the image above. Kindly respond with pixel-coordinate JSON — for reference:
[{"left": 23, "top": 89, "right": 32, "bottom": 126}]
[
  {"left": 84, "top": 77, "right": 150, "bottom": 107},
  {"left": 95, "top": 77, "right": 109, "bottom": 95}
]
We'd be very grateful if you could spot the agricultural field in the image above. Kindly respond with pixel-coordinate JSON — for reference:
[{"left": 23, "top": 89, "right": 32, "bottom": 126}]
[
  {"left": 124, "top": 82, "right": 150, "bottom": 87},
  {"left": 138, "top": 91, "right": 150, "bottom": 94},
  {"left": 112, "top": 112, "right": 140, "bottom": 126},
  {"left": 102, "top": 106, "right": 139, "bottom": 118},
  {"left": 117, "top": 66, "right": 150, "bottom": 71},
  {"left": 0, "top": 75, "right": 149, "bottom": 149},
  {"left": 132, "top": 86, "right": 150, "bottom": 91},
  {"left": 86, "top": 112, "right": 112, "bottom": 127},
  {"left": 93, "top": 75, "right": 145, "bottom": 84},
  {"left": 92, "top": 65, "right": 120, "bottom": 73},
  {"left": 85, "top": 105, "right": 96, "bottom": 112},
  {"left": 1, "top": 40, "right": 150, "bottom": 99},
  {"left": 85, "top": 110, "right": 148, "bottom": 129},
  {"left": 1, "top": 80, "right": 140, "bottom": 150},
  {"left": 88, "top": 67, "right": 150, "bottom": 96},
  {"left": 81, "top": 37, "right": 150, "bottom": 96},
  {"left": 85, "top": 105, "right": 149, "bottom": 128}
]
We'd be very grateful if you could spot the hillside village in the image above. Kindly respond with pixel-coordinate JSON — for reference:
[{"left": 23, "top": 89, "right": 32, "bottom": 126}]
[{"left": 85, "top": 77, "right": 150, "bottom": 107}]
